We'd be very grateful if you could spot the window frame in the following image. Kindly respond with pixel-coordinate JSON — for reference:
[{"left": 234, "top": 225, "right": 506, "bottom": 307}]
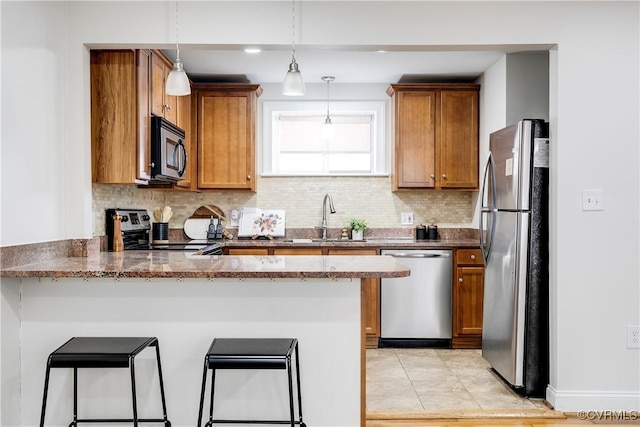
[{"left": 261, "top": 100, "right": 388, "bottom": 177}]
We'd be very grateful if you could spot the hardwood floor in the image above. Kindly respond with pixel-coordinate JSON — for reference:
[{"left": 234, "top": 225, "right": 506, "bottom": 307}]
[{"left": 367, "top": 415, "right": 640, "bottom": 426}]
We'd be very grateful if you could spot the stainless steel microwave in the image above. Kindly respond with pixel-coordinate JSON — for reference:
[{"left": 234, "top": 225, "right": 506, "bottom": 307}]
[{"left": 151, "top": 116, "right": 187, "bottom": 182}]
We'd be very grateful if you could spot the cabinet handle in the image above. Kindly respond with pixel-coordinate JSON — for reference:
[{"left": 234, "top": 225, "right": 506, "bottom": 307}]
[
  {"left": 470, "top": 254, "right": 476, "bottom": 260},
  {"left": 246, "top": 175, "right": 251, "bottom": 180},
  {"left": 163, "top": 104, "right": 171, "bottom": 111},
  {"left": 149, "top": 162, "right": 155, "bottom": 168},
  {"left": 442, "top": 173, "right": 447, "bottom": 179},
  {"left": 430, "top": 174, "right": 435, "bottom": 179},
  {"left": 458, "top": 277, "right": 463, "bottom": 283}
]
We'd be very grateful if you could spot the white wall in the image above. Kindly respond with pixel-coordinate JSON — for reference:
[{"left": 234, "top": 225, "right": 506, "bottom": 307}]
[{"left": 1, "top": 0, "right": 639, "bottom": 413}]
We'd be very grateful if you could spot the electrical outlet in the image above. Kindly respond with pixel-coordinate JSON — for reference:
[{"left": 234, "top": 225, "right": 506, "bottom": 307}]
[
  {"left": 582, "top": 189, "right": 605, "bottom": 211},
  {"left": 400, "top": 212, "right": 414, "bottom": 225},
  {"left": 628, "top": 325, "right": 640, "bottom": 349}
]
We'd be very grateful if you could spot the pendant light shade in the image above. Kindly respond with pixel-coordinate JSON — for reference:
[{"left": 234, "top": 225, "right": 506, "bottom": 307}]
[
  {"left": 166, "top": 60, "right": 191, "bottom": 96},
  {"left": 282, "top": 0, "right": 304, "bottom": 96},
  {"left": 166, "top": 1, "right": 191, "bottom": 96},
  {"left": 321, "top": 76, "right": 335, "bottom": 139}
]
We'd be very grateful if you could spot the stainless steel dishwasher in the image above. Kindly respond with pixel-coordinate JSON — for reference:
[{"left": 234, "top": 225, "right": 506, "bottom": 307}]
[{"left": 380, "top": 249, "right": 452, "bottom": 347}]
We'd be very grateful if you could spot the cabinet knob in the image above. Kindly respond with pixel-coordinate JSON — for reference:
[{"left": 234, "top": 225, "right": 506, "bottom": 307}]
[
  {"left": 163, "top": 104, "right": 171, "bottom": 111},
  {"left": 442, "top": 173, "right": 447, "bottom": 179},
  {"left": 246, "top": 175, "right": 251, "bottom": 180},
  {"left": 149, "top": 162, "right": 155, "bottom": 168},
  {"left": 430, "top": 174, "right": 435, "bottom": 179},
  {"left": 458, "top": 277, "right": 463, "bottom": 283},
  {"left": 470, "top": 254, "right": 476, "bottom": 260}
]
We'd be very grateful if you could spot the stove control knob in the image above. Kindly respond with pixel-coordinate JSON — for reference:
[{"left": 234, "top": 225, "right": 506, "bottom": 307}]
[
  {"left": 142, "top": 214, "right": 150, "bottom": 221},
  {"left": 121, "top": 215, "right": 129, "bottom": 222}
]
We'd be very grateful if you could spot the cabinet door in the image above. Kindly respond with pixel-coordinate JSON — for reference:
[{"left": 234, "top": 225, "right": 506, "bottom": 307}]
[
  {"left": 91, "top": 49, "right": 150, "bottom": 184},
  {"left": 150, "top": 51, "right": 177, "bottom": 124},
  {"left": 453, "top": 266, "right": 484, "bottom": 337},
  {"left": 197, "top": 88, "right": 258, "bottom": 190},
  {"left": 174, "top": 92, "right": 193, "bottom": 190},
  {"left": 329, "top": 249, "right": 380, "bottom": 348},
  {"left": 393, "top": 90, "right": 436, "bottom": 189},
  {"left": 437, "top": 90, "right": 479, "bottom": 189},
  {"left": 226, "top": 248, "right": 269, "bottom": 255},
  {"left": 273, "top": 248, "right": 323, "bottom": 255}
]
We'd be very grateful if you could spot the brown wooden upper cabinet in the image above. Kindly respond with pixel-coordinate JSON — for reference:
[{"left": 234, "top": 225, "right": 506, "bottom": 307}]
[
  {"left": 387, "top": 83, "right": 480, "bottom": 190},
  {"left": 91, "top": 49, "right": 152, "bottom": 184},
  {"left": 194, "top": 84, "right": 262, "bottom": 191},
  {"left": 91, "top": 49, "right": 191, "bottom": 186},
  {"left": 150, "top": 51, "right": 178, "bottom": 125}
]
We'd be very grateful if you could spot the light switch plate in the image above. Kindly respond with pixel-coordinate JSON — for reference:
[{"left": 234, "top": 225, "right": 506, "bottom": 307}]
[
  {"left": 229, "top": 209, "right": 240, "bottom": 227},
  {"left": 582, "top": 189, "right": 604, "bottom": 211},
  {"left": 400, "top": 212, "right": 414, "bottom": 225}
]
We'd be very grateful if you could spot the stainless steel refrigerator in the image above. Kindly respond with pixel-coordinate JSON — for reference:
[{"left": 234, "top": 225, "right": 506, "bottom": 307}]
[{"left": 479, "top": 119, "right": 550, "bottom": 397}]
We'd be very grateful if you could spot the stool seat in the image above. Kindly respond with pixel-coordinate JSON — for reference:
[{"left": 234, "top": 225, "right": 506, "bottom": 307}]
[
  {"left": 48, "top": 337, "right": 158, "bottom": 368},
  {"left": 205, "top": 338, "right": 296, "bottom": 370},
  {"left": 198, "top": 338, "right": 305, "bottom": 427},
  {"left": 40, "top": 337, "right": 170, "bottom": 427}
]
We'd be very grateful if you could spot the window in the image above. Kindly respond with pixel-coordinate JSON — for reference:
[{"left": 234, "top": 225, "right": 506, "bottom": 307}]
[{"left": 262, "top": 101, "right": 387, "bottom": 176}]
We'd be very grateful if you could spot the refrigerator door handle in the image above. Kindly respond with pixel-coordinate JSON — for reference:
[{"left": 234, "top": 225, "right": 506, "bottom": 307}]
[{"left": 480, "top": 155, "right": 496, "bottom": 264}]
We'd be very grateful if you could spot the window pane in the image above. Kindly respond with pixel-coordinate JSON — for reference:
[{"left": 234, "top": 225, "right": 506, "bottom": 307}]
[
  {"left": 279, "top": 153, "right": 324, "bottom": 173},
  {"left": 264, "top": 101, "right": 386, "bottom": 176},
  {"left": 328, "top": 154, "right": 371, "bottom": 172}
]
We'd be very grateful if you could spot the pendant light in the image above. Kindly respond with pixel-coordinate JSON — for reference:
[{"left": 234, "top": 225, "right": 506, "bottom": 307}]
[
  {"left": 321, "top": 76, "right": 335, "bottom": 139},
  {"left": 282, "top": 0, "right": 304, "bottom": 96},
  {"left": 166, "top": 0, "right": 191, "bottom": 96}
]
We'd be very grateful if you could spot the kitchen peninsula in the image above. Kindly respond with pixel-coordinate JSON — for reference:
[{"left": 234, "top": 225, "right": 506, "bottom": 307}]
[{"left": 1, "top": 251, "right": 409, "bottom": 427}]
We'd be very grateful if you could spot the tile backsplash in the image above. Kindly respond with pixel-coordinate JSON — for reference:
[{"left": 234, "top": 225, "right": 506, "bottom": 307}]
[{"left": 92, "top": 177, "right": 474, "bottom": 237}]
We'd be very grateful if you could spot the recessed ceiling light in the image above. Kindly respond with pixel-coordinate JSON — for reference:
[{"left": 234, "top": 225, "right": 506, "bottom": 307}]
[
  {"left": 377, "top": 50, "right": 387, "bottom": 53},
  {"left": 244, "top": 48, "right": 261, "bottom": 54}
]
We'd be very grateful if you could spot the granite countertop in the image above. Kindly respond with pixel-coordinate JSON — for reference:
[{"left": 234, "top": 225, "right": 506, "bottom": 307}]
[
  {"left": 223, "top": 237, "right": 480, "bottom": 249},
  {"left": 1, "top": 251, "right": 411, "bottom": 280}
]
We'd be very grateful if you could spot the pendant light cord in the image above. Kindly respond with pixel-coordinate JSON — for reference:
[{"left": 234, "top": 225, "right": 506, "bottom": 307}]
[
  {"left": 290, "top": 0, "right": 297, "bottom": 63},
  {"left": 175, "top": 1, "right": 181, "bottom": 62},
  {"left": 326, "top": 79, "right": 330, "bottom": 119}
]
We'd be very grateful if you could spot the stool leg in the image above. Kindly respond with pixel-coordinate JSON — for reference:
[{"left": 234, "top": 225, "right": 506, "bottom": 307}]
[
  {"left": 39, "top": 357, "right": 53, "bottom": 427},
  {"left": 286, "top": 356, "right": 295, "bottom": 427},
  {"left": 206, "top": 369, "right": 217, "bottom": 427},
  {"left": 153, "top": 341, "right": 170, "bottom": 426},
  {"left": 129, "top": 355, "right": 139, "bottom": 427},
  {"left": 294, "top": 343, "right": 304, "bottom": 426},
  {"left": 197, "top": 360, "right": 208, "bottom": 427},
  {"left": 72, "top": 367, "right": 78, "bottom": 427}
]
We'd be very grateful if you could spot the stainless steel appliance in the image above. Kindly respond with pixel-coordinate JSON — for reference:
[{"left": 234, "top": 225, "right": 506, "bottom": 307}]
[
  {"left": 380, "top": 249, "right": 452, "bottom": 347},
  {"left": 151, "top": 116, "right": 187, "bottom": 182},
  {"left": 105, "top": 208, "right": 221, "bottom": 253},
  {"left": 479, "top": 119, "right": 550, "bottom": 397}
]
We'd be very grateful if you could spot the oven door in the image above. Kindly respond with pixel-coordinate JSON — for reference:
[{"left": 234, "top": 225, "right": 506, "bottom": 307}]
[{"left": 151, "top": 116, "right": 187, "bottom": 182}]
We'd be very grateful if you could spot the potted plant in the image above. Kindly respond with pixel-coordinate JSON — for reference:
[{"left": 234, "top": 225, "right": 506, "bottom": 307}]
[{"left": 348, "top": 218, "right": 368, "bottom": 240}]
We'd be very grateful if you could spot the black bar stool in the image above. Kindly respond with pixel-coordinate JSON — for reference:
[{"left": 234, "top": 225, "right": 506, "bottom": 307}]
[
  {"left": 40, "top": 337, "right": 171, "bottom": 427},
  {"left": 197, "top": 338, "right": 305, "bottom": 427}
]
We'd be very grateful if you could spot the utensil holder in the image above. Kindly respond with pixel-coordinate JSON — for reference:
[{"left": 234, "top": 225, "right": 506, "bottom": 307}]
[{"left": 152, "top": 222, "right": 169, "bottom": 244}]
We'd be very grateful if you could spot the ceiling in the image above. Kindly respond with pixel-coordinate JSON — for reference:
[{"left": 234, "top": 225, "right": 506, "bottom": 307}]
[{"left": 164, "top": 46, "right": 522, "bottom": 85}]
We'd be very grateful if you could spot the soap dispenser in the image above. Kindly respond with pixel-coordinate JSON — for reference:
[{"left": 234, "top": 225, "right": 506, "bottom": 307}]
[{"left": 206, "top": 216, "right": 217, "bottom": 240}]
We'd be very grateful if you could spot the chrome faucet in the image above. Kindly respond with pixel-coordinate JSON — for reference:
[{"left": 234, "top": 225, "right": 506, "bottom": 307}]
[{"left": 321, "top": 194, "right": 336, "bottom": 240}]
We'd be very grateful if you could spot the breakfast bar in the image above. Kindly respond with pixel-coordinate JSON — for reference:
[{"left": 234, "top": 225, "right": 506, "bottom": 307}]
[{"left": 1, "top": 252, "right": 409, "bottom": 427}]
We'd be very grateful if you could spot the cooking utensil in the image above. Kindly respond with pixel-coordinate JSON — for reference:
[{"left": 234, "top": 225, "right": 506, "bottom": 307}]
[
  {"left": 153, "top": 207, "right": 162, "bottom": 222},
  {"left": 162, "top": 206, "right": 173, "bottom": 222}
]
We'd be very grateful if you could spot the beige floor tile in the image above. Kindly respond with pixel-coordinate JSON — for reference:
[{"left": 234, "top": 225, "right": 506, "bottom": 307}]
[
  {"left": 417, "top": 389, "right": 482, "bottom": 411},
  {"left": 366, "top": 348, "right": 544, "bottom": 413}
]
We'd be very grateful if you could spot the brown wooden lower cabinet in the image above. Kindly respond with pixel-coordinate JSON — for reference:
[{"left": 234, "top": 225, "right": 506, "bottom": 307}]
[
  {"left": 452, "top": 248, "right": 484, "bottom": 349},
  {"left": 226, "top": 248, "right": 269, "bottom": 255},
  {"left": 273, "top": 248, "right": 323, "bottom": 255}
]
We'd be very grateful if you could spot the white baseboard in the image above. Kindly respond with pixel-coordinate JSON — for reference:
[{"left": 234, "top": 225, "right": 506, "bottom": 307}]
[{"left": 547, "top": 385, "right": 640, "bottom": 412}]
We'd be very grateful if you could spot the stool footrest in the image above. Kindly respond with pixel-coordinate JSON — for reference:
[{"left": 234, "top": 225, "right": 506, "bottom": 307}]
[
  {"left": 72, "top": 418, "right": 169, "bottom": 423},
  {"left": 210, "top": 420, "right": 304, "bottom": 425}
]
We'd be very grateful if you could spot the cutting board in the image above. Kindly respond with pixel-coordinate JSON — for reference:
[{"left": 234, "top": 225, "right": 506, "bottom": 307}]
[{"left": 183, "top": 218, "right": 212, "bottom": 240}]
